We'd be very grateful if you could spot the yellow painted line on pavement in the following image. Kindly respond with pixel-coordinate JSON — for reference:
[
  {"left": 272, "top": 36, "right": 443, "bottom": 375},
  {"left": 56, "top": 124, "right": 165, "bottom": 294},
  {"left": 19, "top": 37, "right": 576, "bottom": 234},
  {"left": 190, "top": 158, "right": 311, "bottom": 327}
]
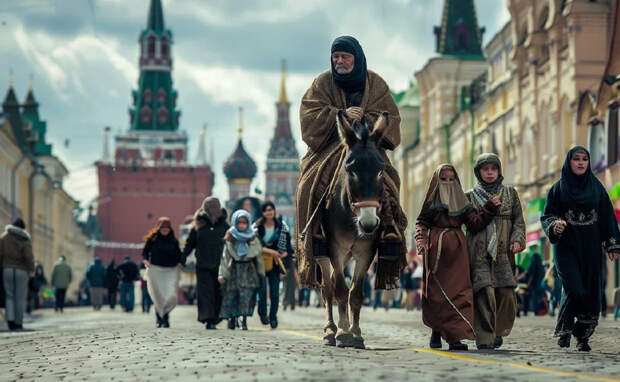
[
  {"left": 410, "top": 348, "right": 620, "bottom": 382},
  {"left": 277, "top": 328, "right": 619, "bottom": 382}
]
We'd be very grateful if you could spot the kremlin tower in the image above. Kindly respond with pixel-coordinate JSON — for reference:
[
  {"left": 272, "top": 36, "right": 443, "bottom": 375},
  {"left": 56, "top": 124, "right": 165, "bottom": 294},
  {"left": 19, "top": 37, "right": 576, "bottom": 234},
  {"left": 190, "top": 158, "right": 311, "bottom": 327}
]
[
  {"left": 95, "top": 0, "right": 214, "bottom": 263},
  {"left": 264, "top": 60, "right": 300, "bottom": 228}
]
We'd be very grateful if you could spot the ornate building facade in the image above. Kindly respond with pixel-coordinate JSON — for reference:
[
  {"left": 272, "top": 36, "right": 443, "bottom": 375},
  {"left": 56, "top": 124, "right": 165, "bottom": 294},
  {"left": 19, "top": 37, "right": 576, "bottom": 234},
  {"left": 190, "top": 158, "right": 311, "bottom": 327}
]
[
  {"left": 393, "top": 0, "right": 619, "bottom": 301},
  {"left": 95, "top": 0, "right": 214, "bottom": 264},
  {"left": 1, "top": 82, "right": 90, "bottom": 303},
  {"left": 264, "top": 61, "right": 300, "bottom": 229}
]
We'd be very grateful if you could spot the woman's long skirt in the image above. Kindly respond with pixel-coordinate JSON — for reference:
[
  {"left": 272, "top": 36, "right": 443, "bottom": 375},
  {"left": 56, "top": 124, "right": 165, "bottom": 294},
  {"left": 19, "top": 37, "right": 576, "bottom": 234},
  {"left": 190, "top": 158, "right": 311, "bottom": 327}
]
[{"left": 145, "top": 265, "right": 180, "bottom": 318}]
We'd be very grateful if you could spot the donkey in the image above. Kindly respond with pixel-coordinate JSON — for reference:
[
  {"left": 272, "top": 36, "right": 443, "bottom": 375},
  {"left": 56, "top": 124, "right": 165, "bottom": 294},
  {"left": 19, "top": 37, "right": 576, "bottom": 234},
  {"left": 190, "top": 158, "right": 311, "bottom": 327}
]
[{"left": 318, "top": 110, "right": 390, "bottom": 349}]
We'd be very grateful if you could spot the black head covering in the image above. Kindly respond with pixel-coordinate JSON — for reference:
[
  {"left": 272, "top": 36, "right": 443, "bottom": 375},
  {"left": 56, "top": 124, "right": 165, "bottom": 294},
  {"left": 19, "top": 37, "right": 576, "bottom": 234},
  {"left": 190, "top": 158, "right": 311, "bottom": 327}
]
[
  {"left": 12, "top": 218, "right": 25, "bottom": 229},
  {"left": 474, "top": 153, "right": 504, "bottom": 194},
  {"left": 559, "top": 146, "right": 601, "bottom": 205},
  {"left": 331, "top": 36, "right": 367, "bottom": 93}
]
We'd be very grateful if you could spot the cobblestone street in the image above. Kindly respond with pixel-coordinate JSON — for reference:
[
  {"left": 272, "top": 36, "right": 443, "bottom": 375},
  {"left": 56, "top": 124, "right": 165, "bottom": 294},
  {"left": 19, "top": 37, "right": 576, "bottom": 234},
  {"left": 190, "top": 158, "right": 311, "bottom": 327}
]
[{"left": 1, "top": 305, "right": 619, "bottom": 381}]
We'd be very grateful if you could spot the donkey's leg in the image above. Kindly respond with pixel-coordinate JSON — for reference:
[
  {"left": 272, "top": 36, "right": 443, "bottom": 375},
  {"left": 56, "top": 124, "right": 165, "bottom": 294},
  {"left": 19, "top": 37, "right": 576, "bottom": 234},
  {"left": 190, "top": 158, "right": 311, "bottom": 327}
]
[
  {"left": 318, "top": 259, "right": 336, "bottom": 346},
  {"left": 332, "top": 253, "right": 354, "bottom": 347},
  {"left": 348, "top": 251, "right": 372, "bottom": 349}
]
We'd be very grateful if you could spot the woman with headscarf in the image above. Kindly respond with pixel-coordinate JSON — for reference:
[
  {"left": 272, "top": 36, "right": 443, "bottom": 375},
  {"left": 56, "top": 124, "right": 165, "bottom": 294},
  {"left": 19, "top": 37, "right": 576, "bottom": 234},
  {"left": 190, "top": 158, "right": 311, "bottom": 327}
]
[
  {"left": 218, "top": 210, "right": 265, "bottom": 330},
  {"left": 415, "top": 164, "right": 500, "bottom": 351},
  {"left": 541, "top": 147, "right": 620, "bottom": 351},
  {"left": 183, "top": 197, "right": 230, "bottom": 329},
  {"left": 142, "top": 217, "right": 184, "bottom": 328},
  {"left": 465, "top": 153, "right": 526, "bottom": 349}
]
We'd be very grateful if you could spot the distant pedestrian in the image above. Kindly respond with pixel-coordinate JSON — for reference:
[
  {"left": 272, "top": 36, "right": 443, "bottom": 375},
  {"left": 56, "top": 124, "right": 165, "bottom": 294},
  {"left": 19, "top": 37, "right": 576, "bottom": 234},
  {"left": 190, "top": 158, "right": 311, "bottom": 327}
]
[
  {"left": 86, "top": 257, "right": 106, "bottom": 310},
  {"left": 51, "top": 256, "right": 72, "bottom": 313},
  {"left": 219, "top": 210, "right": 265, "bottom": 330},
  {"left": 182, "top": 196, "right": 229, "bottom": 330},
  {"left": 254, "top": 202, "right": 292, "bottom": 329},
  {"left": 105, "top": 259, "right": 119, "bottom": 309},
  {"left": 142, "top": 217, "right": 184, "bottom": 328},
  {"left": 541, "top": 147, "right": 620, "bottom": 351},
  {"left": 117, "top": 256, "right": 139, "bottom": 312},
  {"left": 0, "top": 218, "right": 34, "bottom": 330},
  {"left": 140, "top": 264, "right": 152, "bottom": 313},
  {"left": 27, "top": 261, "right": 46, "bottom": 313}
]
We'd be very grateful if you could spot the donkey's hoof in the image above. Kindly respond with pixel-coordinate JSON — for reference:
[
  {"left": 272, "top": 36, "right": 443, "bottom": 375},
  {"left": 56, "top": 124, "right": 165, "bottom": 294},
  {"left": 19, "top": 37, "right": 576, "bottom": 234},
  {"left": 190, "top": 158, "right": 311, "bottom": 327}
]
[
  {"left": 336, "top": 333, "right": 354, "bottom": 348},
  {"left": 352, "top": 336, "right": 365, "bottom": 349},
  {"left": 323, "top": 333, "right": 336, "bottom": 347}
]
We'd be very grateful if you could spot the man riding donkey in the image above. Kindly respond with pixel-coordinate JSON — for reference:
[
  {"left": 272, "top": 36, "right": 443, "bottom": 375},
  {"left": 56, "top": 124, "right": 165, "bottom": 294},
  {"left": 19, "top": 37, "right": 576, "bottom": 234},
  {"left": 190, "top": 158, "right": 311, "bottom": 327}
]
[{"left": 295, "top": 36, "right": 408, "bottom": 346}]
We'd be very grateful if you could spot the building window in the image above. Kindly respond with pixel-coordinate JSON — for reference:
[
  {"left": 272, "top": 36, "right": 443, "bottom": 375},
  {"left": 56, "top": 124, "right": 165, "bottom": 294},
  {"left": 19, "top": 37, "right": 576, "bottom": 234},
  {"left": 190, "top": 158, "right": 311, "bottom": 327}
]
[
  {"left": 589, "top": 119, "right": 606, "bottom": 171},
  {"left": 148, "top": 36, "right": 155, "bottom": 57},
  {"left": 607, "top": 103, "right": 619, "bottom": 166}
]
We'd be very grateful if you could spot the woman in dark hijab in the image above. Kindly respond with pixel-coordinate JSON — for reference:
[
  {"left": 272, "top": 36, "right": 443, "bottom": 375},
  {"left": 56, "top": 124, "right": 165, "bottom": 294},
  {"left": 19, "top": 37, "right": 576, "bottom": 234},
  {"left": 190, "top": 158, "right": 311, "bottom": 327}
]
[{"left": 541, "top": 146, "right": 620, "bottom": 351}]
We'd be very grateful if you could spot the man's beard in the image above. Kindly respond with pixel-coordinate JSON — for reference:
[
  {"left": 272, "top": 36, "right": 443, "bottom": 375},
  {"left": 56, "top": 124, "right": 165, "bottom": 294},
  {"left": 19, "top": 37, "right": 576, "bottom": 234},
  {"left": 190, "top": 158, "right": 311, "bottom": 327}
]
[{"left": 335, "top": 64, "right": 354, "bottom": 74}]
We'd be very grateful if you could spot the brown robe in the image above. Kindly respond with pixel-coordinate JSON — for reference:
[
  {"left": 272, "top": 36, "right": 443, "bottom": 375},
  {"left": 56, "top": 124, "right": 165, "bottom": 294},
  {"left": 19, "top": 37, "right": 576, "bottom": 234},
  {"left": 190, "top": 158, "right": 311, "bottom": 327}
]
[
  {"left": 415, "top": 202, "right": 498, "bottom": 343},
  {"left": 295, "top": 69, "right": 407, "bottom": 288}
]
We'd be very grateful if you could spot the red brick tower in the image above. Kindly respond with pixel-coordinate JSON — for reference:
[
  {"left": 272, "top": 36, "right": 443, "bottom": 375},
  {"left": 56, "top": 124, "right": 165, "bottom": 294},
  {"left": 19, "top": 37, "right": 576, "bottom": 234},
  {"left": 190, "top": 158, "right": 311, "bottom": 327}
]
[{"left": 95, "top": 0, "right": 214, "bottom": 264}]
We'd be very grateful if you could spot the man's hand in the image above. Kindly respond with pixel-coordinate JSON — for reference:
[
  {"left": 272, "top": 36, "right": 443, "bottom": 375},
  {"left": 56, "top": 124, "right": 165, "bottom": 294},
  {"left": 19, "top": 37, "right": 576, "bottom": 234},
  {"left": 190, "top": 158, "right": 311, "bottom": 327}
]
[
  {"left": 345, "top": 107, "right": 363, "bottom": 121},
  {"left": 218, "top": 277, "right": 226, "bottom": 284},
  {"left": 608, "top": 252, "right": 620, "bottom": 261},
  {"left": 279, "top": 252, "right": 289, "bottom": 259},
  {"left": 554, "top": 220, "right": 567, "bottom": 235},
  {"left": 510, "top": 242, "right": 522, "bottom": 254},
  {"left": 415, "top": 238, "right": 427, "bottom": 253},
  {"left": 144, "top": 260, "right": 150, "bottom": 268}
]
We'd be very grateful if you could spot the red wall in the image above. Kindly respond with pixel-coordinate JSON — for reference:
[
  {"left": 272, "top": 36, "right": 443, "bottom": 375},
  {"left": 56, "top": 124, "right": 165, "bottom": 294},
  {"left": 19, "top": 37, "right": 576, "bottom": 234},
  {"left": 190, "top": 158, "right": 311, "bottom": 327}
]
[{"left": 96, "top": 163, "right": 214, "bottom": 262}]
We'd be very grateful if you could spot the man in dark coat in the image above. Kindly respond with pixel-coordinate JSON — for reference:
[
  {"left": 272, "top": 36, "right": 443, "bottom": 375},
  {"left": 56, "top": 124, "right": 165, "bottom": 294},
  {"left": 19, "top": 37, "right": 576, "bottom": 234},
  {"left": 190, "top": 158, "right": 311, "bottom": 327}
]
[
  {"left": 117, "top": 257, "right": 139, "bottom": 312},
  {"left": 104, "top": 260, "right": 119, "bottom": 309},
  {"left": 183, "top": 197, "right": 230, "bottom": 329}
]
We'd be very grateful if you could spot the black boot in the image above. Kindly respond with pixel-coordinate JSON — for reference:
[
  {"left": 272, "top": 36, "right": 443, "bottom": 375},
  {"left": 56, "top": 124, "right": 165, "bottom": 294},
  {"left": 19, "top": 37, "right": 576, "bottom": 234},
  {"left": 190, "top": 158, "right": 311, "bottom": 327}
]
[
  {"left": 429, "top": 331, "right": 442, "bottom": 349},
  {"left": 162, "top": 313, "right": 170, "bottom": 328},
  {"left": 241, "top": 316, "right": 248, "bottom": 331},
  {"left": 557, "top": 334, "right": 570, "bottom": 348},
  {"left": 227, "top": 318, "right": 236, "bottom": 330},
  {"left": 270, "top": 318, "right": 278, "bottom": 329},
  {"left": 494, "top": 337, "right": 503, "bottom": 349},
  {"left": 7, "top": 321, "right": 17, "bottom": 331},
  {"left": 206, "top": 322, "right": 217, "bottom": 330},
  {"left": 156, "top": 313, "right": 163, "bottom": 328},
  {"left": 577, "top": 339, "right": 591, "bottom": 352},
  {"left": 448, "top": 341, "right": 468, "bottom": 351}
]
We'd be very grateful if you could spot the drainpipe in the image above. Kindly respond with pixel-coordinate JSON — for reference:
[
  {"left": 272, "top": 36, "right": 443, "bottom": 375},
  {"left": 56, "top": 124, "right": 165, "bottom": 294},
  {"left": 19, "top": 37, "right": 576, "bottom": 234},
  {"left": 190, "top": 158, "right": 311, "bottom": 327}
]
[
  {"left": 469, "top": 107, "right": 476, "bottom": 187},
  {"left": 28, "top": 162, "right": 44, "bottom": 233},
  {"left": 10, "top": 154, "right": 28, "bottom": 220},
  {"left": 442, "top": 123, "right": 451, "bottom": 163}
]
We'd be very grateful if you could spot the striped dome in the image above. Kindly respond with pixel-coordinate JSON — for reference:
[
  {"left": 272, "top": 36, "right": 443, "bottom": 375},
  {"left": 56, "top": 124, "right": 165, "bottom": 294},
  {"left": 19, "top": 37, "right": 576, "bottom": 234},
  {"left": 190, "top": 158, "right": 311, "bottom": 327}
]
[{"left": 223, "top": 140, "right": 257, "bottom": 180}]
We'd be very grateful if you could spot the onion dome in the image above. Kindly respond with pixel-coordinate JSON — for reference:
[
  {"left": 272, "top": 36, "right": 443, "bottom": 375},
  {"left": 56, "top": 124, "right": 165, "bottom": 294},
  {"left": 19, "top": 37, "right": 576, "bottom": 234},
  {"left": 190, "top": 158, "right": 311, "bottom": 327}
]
[{"left": 223, "top": 107, "right": 257, "bottom": 180}]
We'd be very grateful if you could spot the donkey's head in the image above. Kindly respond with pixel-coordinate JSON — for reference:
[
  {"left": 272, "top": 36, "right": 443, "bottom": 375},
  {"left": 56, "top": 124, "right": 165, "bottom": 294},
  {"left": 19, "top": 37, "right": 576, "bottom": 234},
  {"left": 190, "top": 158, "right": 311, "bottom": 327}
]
[{"left": 336, "top": 110, "right": 389, "bottom": 237}]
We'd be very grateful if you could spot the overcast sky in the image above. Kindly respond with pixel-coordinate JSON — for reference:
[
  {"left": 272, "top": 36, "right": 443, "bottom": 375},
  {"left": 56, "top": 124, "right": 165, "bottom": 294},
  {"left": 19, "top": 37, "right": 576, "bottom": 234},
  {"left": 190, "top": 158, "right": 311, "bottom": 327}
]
[{"left": 0, "top": 0, "right": 510, "bottom": 214}]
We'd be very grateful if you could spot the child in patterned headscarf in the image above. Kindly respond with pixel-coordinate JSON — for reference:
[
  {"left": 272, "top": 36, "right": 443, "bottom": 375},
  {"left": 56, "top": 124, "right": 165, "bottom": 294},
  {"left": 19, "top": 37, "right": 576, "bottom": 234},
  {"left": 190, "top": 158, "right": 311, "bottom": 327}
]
[
  {"left": 218, "top": 210, "right": 265, "bottom": 330},
  {"left": 466, "top": 153, "right": 526, "bottom": 350}
]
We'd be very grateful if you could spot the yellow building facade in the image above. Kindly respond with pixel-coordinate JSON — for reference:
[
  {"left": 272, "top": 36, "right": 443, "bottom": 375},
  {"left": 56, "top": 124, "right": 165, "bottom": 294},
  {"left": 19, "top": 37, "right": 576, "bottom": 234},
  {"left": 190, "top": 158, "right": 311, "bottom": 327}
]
[{"left": 1, "top": 83, "right": 90, "bottom": 303}]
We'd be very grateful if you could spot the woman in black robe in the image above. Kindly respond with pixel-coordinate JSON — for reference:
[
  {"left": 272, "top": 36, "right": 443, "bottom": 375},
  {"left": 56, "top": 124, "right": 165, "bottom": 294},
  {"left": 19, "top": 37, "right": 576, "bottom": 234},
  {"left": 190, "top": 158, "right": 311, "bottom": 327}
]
[{"left": 541, "top": 147, "right": 620, "bottom": 351}]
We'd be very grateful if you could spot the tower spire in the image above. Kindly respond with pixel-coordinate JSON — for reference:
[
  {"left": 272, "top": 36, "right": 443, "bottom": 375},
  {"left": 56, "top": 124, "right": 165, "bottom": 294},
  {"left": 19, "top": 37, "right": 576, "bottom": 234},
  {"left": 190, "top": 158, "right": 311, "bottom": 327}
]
[
  {"left": 278, "top": 59, "right": 288, "bottom": 105},
  {"left": 433, "top": 0, "right": 485, "bottom": 57},
  {"left": 209, "top": 138, "right": 215, "bottom": 167},
  {"left": 147, "top": 0, "right": 165, "bottom": 32},
  {"left": 102, "top": 126, "right": 111, "bottom": 164},
  {"left": 197, "top": 123, "right": 207, "bottom": 165},
  {"left": 237, "top": 106, "right": 244, "bottom": 141}
]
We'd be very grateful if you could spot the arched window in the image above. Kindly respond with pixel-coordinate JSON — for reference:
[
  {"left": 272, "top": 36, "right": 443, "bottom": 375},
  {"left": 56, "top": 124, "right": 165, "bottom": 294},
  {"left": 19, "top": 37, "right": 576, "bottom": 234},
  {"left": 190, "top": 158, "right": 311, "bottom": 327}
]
[
  {"left": 589, "top": 118, "right": 606, "bottom": 171},
  {"left": 147, "top": 36, "right": 155, "bottom": 57},
  {"left": 157, "top": 107, "right": 169, "bottom": 124},
  {"left": 161, "top": 37, "right": 169, "bottom": 59},
  {"left": 607, "top": 102, "right": 619, "bottom": 166},
  {"left": 140, "top": 106, "right": 152, "bottom": 125}
]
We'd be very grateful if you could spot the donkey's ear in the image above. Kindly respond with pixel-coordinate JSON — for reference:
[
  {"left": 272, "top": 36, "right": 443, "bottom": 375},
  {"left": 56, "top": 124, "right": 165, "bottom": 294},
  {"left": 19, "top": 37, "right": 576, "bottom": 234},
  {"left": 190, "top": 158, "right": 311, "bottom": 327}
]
[
  {"left": 337, "top": 110, "right": 358, "bottom": 146},
  {"left": 371, "top": 112, "right": 389, "bottom": 139}
]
